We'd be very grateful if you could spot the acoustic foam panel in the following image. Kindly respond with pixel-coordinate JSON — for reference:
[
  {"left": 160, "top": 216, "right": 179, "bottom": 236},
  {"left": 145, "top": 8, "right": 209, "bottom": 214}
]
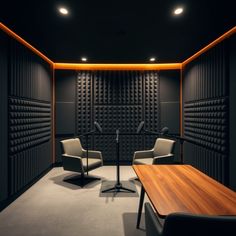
[
  {"left": 9, "top": 39, "right": 51, "bottom": 101},
  {"left": 144, "top": 71, "right": 160, "bottom": 132},
  {"left": 0, "top": 31, "right": 8, "bottom": 202},
  {"left": 9, "top": 98, "right": 51, "bottom": 154},
  {"left": 77, "top": 71, "right": 93, "bottom": 134},
  {"left": 56, "top": 102, "right": 75, "bottom": 134},
  {"left": 9, "top": 97, "right": 51, "bottom": 196},
  {"left": 184, "top": 98, "right": 228, "bottom": 153},
  {"left": 76, "top": 70, "right": 161, "bottom": 162}
]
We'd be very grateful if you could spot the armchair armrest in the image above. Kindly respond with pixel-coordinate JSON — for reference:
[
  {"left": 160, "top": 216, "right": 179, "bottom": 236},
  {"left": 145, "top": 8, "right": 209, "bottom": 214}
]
[
  {"left": 82, "top": 150, "right": 103, "bottom": 159},
  {"left": 133, "top": 149, "right": 154, "bottom": 160},
  {"left": 153, "top": 154, "right": 174, "bottom": 164},
  {"left": 62, "top": 154, "right": 84, "bottom": 172}
]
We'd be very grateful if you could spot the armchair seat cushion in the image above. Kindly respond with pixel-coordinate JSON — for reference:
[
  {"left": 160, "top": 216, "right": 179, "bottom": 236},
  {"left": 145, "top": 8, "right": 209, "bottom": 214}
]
[
  {"left": 82, "top": 158, "right": 103, "bottom": 171},
  {"left": 133, "top": 158, "right": 153, "bottom": 165}
]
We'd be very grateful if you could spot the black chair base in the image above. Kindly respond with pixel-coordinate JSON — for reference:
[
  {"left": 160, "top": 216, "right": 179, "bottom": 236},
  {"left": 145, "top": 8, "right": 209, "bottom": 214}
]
[{"left": 63, "top": 174, "right": 101, "bottom": 187}]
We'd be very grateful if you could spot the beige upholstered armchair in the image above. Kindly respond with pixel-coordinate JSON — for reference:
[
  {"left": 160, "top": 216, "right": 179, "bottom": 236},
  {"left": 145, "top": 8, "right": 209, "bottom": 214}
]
[
  {"left": 133, "top": 138, "right": 175, "bottom": 165},
  {"left": 60, "top": 138, "right": 103, "bottom": 186}
]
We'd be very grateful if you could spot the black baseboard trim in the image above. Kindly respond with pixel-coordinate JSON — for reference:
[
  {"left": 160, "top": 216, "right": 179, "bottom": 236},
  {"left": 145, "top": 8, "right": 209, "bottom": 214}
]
[{"left": 0, "top": 164, "right": 53, "bottom": 212}]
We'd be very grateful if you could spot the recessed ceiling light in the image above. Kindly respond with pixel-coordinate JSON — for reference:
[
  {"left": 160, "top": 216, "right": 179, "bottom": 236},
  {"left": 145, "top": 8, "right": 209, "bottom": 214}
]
[
  {"left": 174, "top": 7, "right": 184, "bottom": 15},
  {"left": 81, "top": 57, "right": 87, "bottom": 62},
  {"left": 149, "top": 57, "right": 156, "bottom": 62},
  {"left": 59, "top": 7, "right": 69, "bottom": 15}
]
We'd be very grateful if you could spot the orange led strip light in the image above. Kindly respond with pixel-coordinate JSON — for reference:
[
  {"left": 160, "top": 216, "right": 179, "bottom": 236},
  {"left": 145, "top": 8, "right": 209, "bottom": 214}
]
[
  {"left": 0, "top": 22, "right": 53, "bottom": 66},
  {"left": 54, "top": 63, "right": 182, "bottom": 70},
  {"left": 183, "top": 26, "right": 236, "bottom": 66}
]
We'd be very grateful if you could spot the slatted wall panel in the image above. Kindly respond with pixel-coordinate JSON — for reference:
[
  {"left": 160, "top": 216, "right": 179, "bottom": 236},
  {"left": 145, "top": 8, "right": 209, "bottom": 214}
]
[
  {"left": 76, "top": 70, "right": 160, "bottom": 162},
  {"left": 9, "top": 39, "right": 51, "bottom": 101},
  {"left": 0, "top": 31, "right": 8, "bottom": 203},
  {"left": 184, "top": 142, "right": 226, "bottom": 183},
  {"left": 10, "top": 142, "right": 51, "bottom": 195},
  {"left": 183, "top": 42, "right": 229, "bottom": 184}
]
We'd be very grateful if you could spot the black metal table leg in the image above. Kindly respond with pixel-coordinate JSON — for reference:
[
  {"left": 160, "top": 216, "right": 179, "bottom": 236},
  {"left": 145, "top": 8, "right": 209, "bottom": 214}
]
[{"left": 136, "top": 185, "right": 145, "bottom": 228}]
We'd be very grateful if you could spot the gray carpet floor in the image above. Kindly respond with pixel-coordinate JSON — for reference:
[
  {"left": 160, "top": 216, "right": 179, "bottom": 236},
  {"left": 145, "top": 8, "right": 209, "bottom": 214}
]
[{"left": 0, "top": 166, "right": 149, "bottom": 236}]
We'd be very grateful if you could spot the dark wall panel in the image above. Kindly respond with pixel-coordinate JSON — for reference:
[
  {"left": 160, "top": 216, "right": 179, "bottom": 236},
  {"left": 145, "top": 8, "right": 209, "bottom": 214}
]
[
  {"left": 0, "top": 28, "right": 52, "bottom": 207},
  {"left": 183, "top": 43, "right": 227, "bottom": 102},
  {"left": 10, "top": 142, "right": 51, "bottom": 195},
  {"left": 161, "top": 103, "right": 179, "bottom": 134},
  {"left": 229, "top": 35, "right": 236, "bottom": 190},
  {"left": 56, "top": 103, "right": 75, "bottom": 134},
  {"left": 184, "top": 142, "right": 226, "bottom": 183},
  {"left": 56, "top": 69, "right": 180, "bottom": 163},
  {"left": 160, "top": 70, "right": 180, "bottom": 162},
  {"left": 0, "top": 31, "right": 8, "bottom": 202},
  {"left": 55, "top": 70, "right": 76, "bottom": 162},
  {"left": 183, "top": 42, "right": 228, "bottom": 184},
  {"left": 160, "top": 70, "right": 180, "bottom": 102},
  {"left": 55, "top": 71, "right": 76, "bottom": 102},
  {"left": 9, "top": 39, "right": 51, "bottom": 101}
]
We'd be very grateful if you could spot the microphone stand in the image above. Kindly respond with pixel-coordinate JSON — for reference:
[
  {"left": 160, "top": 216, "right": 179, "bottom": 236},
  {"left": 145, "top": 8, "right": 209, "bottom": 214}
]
[
  {"left": 102, "top": 129, "right": 136, "bottom": 193},
  {"left": 80, "top": 130, "right": 95, "bottom": 176},
  {"left": 161, "top": 133, "right": 186, "bottom": 164}
]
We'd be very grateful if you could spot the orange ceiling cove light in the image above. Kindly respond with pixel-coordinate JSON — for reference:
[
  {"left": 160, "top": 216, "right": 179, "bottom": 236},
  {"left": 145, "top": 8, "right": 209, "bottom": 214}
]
[
  {"left": 0, "top": 22, "right": 53, "bottom": 66},
  {"left": 183, "top": 26, "right": 236, "bottom": 66},
  {"left": 53, "top": 63, "right": 182, "bottom": 70}
]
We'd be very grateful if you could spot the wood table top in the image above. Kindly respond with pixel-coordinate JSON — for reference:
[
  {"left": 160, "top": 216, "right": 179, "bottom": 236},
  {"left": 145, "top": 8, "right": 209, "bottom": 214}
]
[{"left": 133, "top": 164, "right": 236, "bottom": 218}]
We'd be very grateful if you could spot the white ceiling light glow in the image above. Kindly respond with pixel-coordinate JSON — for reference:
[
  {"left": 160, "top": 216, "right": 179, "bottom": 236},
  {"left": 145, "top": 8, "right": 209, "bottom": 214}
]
[
  {"left": 59, "top": 7, "right": 69, "bottom": 15},
  {"left": 149, "top": 57, "right": 156, "bottom": 62},
  {"left": 81, "top": 57, "right": 87, "bottom": 62},
  {"left": 174, "top": 7, "right": 183, "bottom": 15}
]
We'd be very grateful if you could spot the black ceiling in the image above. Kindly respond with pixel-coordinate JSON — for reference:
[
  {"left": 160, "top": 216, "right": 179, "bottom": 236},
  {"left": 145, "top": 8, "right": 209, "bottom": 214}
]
[{"left": 1, "top": 0, "right": 236, "bottom": 63}]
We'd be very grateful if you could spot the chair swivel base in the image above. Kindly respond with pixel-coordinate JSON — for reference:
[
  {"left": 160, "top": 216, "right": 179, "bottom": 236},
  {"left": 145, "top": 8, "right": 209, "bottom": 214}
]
[
  {"left": 102, "top": 182, "right": 136, "bottom": 193},
  {"left": 64, "top": 174, "right": 101, "bottom": 187}
]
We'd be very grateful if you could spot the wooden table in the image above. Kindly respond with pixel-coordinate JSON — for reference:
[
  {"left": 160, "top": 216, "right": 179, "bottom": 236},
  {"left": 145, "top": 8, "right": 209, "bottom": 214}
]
[{"left": 133, "top": 164, "right": 236, "bottom": 228}]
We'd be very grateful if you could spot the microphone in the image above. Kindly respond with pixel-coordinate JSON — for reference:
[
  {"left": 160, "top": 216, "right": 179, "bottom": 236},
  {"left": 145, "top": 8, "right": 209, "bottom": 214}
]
[
  {"left": 116, "top": 129, "right": 119, "bottom": 142},
  {"left": 161, "top": 127, "right": 169, "bottom": 135},
  {"left": 136, "top": 121, "right": 145, "bottom": 134},
  {"left": 94, "top": 121, "right": 103, "bottom": 133}
]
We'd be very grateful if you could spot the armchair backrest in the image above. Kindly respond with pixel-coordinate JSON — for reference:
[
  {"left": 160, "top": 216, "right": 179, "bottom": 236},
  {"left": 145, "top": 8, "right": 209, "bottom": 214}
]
[
  {"left": 153, "top": 138, "right": 175, "bottom": 156},
  {"left": 163, "top": 212, "right": 236, "bottom": 236},
  {"left": 145, "top": 202, "right": 236, "bottom": 236},
  {"left": 61, "top": 138, "right": 84, "bottom": 157}
]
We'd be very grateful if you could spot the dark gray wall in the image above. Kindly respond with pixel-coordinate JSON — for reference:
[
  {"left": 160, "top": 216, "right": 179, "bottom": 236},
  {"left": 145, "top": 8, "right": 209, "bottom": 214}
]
[
  {"left": 229, "top": 35, "right": 236, "bottom": 190},
  {"left": 0, "top": 31, "right": 8, "bottom": 203},
  {"left": 183, "top": 42, "right": 229, "bottom": 184},
  {"left": 55, "top": 70, "right": 180, "bottom": 163},
  {"left": 55, "top": 70, "right": 76, "bottom": 162},
  {"left": 160, "top": 70, "right": 180, "bottom": 162},
  {"left": 0, "top": 29, "right": 52, "bottom": 208}
]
